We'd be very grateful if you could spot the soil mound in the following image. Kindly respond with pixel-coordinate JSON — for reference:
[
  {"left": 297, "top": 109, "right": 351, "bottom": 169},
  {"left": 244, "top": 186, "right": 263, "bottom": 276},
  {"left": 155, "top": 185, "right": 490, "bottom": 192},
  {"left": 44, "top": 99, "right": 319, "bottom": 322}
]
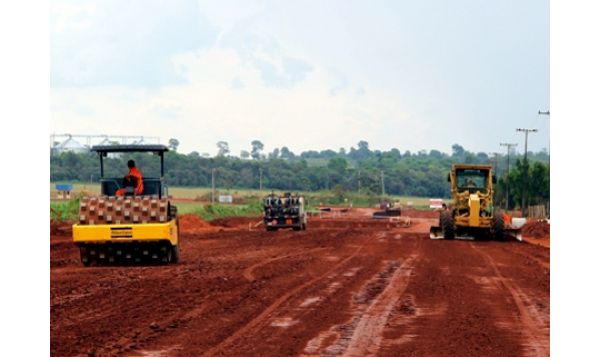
[
  {"left": 179, "top": 214, "right": 212, "bottom": 230},
  {"left": 402, "top": 209, "right": 438, "bottom": 219},
  {"left": 522, "top": 220, "right": 550, "bottom": 239},
  {"left": 50, "top": 220, "right": 72, "bottom": 235},
  {"left": 210, "top": 216, "right": 262, "bottom": 228}
]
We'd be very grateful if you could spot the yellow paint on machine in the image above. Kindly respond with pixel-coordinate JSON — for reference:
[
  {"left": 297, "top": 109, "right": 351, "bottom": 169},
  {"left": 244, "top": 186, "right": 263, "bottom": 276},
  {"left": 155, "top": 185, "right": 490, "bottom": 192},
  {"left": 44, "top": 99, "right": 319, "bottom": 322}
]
[
  {"left": 72, "top": 220, "right": 178, "bottom": 245},
  {"left": 468, "top": 194, "right": 480, "bottom": 227}
]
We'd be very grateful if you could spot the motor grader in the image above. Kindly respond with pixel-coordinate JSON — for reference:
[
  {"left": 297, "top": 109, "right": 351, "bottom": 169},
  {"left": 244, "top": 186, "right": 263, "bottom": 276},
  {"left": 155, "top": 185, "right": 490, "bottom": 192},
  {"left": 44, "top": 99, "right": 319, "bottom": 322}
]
[
  {"left": 430, "top": 164, "right": 521, "bottom": 240},
  {"left": 72, "top": 145, "right": 180, "bottom": 266}
]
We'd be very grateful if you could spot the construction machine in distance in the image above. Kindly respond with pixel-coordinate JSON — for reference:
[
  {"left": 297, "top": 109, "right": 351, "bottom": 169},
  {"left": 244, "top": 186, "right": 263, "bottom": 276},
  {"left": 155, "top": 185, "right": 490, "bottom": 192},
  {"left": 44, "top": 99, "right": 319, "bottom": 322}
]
[
  {"left": 263, "top": 192, "right": 307, "bottom": 231},
  {"left": 429, "top": 164, "right": 522, "bottom": 241},
  {"left": 72, "top": 145, "right": 180, "bottom": 266}
]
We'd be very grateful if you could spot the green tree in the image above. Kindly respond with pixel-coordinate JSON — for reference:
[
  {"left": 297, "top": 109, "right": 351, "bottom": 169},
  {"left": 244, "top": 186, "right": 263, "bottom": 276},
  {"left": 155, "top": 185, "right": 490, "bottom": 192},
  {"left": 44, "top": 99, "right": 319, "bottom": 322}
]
[
  {"left": 251, "top": 140, "right": 264, "bottom": 160},
  {"left": 168, "top": 138, "right": 180, "bottom": 151},
  {"left": 216, "top": 141, "right": 230, "bottom": 156}
]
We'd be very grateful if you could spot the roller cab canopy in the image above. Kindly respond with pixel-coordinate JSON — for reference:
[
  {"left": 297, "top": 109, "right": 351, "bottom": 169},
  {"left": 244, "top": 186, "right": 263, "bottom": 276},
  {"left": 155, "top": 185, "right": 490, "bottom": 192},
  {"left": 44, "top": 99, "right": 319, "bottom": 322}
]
[{"left": 91, "top": 144, "right": 169, "bottom": 197}]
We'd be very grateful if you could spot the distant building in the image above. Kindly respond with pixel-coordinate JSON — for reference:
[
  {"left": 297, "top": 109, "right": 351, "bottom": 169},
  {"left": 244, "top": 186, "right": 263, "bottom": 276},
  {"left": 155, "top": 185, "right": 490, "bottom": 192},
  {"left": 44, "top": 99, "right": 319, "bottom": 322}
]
[
  {"left": 51, "top": 135, "right": 88, "bottom": 155},
  {"left": 50, "top": 134, "right": 161, "bottom": 156}
]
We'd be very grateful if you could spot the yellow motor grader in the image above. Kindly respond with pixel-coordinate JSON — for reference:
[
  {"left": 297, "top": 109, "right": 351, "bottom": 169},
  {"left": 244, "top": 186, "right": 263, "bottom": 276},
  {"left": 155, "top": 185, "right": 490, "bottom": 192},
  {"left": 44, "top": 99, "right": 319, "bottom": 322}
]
[
  {"left": 430, "top": 164, "right": 522, "bottom": 241},
  {"left": 72, "top": 145, "right": 180, "bottom": 266}
]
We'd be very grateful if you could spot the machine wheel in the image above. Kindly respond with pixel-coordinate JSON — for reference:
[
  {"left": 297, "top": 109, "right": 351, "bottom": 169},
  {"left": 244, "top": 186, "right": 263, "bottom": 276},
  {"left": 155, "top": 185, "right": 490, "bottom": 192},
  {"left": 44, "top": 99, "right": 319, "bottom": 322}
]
[
  {"left": 266, "top": 226, "right": 276, "bottom": 232},
  {"left": 80, "top": 247, "right": 91, "bottom": 267},
  {"left": 492, "top": 213, "right": 505, "bottom": 241},
  {"left": 302, "top": 223, "right": 307, "bottom": 231},
  {"left": 171, "top": 245, "right": 180, "bottom": 263},
  {"left": 440, "top": 210, "right": 455, "bottom": 240}
]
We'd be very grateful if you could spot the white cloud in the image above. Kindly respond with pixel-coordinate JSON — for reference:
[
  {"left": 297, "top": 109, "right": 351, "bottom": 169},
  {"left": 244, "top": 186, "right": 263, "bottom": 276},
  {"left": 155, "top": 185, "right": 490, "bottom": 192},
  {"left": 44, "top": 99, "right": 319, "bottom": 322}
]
[
  {"left": 51, "top": 43, "right": 419, "bottom": 155},
  {"left": 51, "top": 2, "right": 96, "bottom": 34},
  {"left": 51, "top": 1, "right": 549, "bottom": 155}
]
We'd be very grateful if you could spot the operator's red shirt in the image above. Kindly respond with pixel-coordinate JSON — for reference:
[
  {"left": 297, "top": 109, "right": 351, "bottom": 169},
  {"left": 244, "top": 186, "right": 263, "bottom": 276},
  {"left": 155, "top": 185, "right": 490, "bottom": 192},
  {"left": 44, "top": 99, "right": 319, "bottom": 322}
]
[
  {"left": 128, "top": 167, "right": 144, "bottom": 195},
  {"left": 116, "top": 167, "right": 144, "bottom": 196}
]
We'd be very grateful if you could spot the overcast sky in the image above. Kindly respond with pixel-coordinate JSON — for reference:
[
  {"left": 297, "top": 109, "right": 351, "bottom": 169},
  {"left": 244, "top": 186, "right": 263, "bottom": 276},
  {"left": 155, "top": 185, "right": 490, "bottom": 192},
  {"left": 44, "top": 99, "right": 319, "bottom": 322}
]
[{"left": 50, "top": 0, "right": 549, "bottom": 156}]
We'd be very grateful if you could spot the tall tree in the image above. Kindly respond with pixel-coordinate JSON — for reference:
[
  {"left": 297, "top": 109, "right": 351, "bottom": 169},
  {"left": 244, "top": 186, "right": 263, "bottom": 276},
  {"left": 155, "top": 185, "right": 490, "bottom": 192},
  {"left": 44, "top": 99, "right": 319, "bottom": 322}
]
[
  {"left": 251, "top": 140, "right": 264, "bottom": 160},
  {"left": 168, "top": 138, "right": 180, "bottom": 152},
  {"left": 327, "top": 157, "right": 348, "bottom": 174},
  {"left": 280, "top": 146, "right": 295, "bottom": 160},
  {"left": 451, "top": 144, "right": 465, "bottom": 158},
  {"left": 268, "top": 148, "right": 280, "bottom": 160},
  {"left": 216, "top": 141, "right": 230, "bottom": 157}
]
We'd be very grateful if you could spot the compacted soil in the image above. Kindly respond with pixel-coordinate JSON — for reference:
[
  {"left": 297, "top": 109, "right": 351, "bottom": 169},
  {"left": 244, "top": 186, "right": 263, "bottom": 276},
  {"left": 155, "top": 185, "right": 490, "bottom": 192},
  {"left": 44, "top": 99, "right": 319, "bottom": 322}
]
[{"left": 51, "top": 209, "right": 549, "bottom": 356}]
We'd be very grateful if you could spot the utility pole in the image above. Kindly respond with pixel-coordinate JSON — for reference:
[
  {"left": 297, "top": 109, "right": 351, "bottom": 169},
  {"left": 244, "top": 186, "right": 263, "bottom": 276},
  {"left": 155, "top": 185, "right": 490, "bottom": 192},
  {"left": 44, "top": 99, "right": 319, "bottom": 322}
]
[
  {"left": 538, "top": 110, "right": 550, "bottom": 165},
  {"left": 516, "top": 128, "right": 538, "bottom": 164},
  {"left": 211, "top": 168, "right": 216, "bottom": 204},
  {"left": 488, "top": 152, "right": 500, "bottom": 176},
  {"left": 538, "top": 110, "right": 550, "bottom": 217},
  {"left": 500, "top": 143, "right": 518, "bottom": 210},
  {"left": 516, "top": 128, "right": 538, "bottom": 214},
  {"left": 259, "top": 168, "right": 263, "bottom": 191},
  {"left": 380, "top": 170, "right": 385, "bottom": 196}
]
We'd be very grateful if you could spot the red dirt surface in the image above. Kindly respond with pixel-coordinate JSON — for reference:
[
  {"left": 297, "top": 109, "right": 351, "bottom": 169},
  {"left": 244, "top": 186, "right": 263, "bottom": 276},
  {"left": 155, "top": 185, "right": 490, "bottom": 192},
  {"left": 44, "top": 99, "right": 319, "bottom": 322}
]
[
  {"left": 209, "top": 216, "right": 262, "bottom": 228},
  {"left": 522, "top": 220, "right": 550, "bottom": 249},
  {"left": 178, "top": 214, "right": 213, "bottom": 231},
  {"left": 51, "top": 213, "right": 549, "bottom": 357},
  {"left": 522, "top": 220, "right": 550, "bottom": 239},
  {"left": 402, "top": 208, "right": 439, "bottom": 219}
]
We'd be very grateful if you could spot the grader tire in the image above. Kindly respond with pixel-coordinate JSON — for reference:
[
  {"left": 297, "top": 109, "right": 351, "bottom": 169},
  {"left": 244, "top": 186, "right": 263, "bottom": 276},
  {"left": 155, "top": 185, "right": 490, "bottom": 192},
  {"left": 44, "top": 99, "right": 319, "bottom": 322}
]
[
  {"left": 440, "top": 210, "right": 455, "bottom": 240},
  {"left": 492, "top": 213, "right": 505, "bottom": 241}
]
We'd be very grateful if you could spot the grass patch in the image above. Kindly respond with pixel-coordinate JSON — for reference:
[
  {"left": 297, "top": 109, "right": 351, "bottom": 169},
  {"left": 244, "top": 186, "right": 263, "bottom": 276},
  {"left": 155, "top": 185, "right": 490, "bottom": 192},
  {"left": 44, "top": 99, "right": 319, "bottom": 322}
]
[
  {"left": 186, "top": 202, "right": 263, "bottom": 221},
  {"left": 50, "top": 198, "right": 80, "bottom": 222},
  {"left": 50, "top": 183, "right": 438, "bottom": 222}
]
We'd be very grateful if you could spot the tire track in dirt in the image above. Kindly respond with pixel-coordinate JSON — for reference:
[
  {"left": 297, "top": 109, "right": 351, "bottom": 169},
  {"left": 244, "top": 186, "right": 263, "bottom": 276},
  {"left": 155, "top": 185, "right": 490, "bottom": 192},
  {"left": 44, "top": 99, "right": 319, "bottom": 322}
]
[
  {"left": 202, "top": 234, "right": 371, "bottom": 357},
  {"left": 470, "top": 243, "right": 549, "bottom": 357},
  {"left": 502, "top": 245, "right": 550, "bottom": 271},
  {"left": 342, "top": 254, "right": 419, "bottom": 357},
  {"left": 243, "top": 247, "right": 327, "bottom": 282},
  {"left": 302, "top": 235, "right": 422, "bottom": 356}
]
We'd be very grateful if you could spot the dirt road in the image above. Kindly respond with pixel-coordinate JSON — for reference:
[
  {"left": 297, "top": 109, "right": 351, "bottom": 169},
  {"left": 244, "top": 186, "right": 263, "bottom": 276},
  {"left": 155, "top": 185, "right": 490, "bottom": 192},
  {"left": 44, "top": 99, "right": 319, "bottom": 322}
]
[{"left": 51, "top": 210, "right": 549, "bottom": 356}]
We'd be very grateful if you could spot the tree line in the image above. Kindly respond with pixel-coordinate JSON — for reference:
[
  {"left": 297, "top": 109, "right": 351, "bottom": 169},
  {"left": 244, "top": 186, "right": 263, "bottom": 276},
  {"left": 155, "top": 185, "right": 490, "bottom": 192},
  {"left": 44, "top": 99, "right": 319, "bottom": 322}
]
[{"left": 50, "top": 140, "right": 549, "bottom": 207}]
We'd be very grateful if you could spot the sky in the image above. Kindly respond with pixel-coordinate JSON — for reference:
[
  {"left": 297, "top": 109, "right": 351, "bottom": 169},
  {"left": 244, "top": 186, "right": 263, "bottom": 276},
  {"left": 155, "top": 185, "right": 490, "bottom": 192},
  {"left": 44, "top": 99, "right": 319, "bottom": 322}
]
[{"left": 50, "top": 0, "right": 549, "bottom": 156}]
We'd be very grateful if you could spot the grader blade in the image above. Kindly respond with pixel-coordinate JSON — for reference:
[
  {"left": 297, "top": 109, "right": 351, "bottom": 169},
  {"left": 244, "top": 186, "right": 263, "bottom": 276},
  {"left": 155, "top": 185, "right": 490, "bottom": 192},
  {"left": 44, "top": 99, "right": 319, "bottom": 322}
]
[
  {"left": 505, "top": 228, "right": 523, "bottom": 241},
  {"left": 429, "top": 225, "right": 444, "bottom": 239}
]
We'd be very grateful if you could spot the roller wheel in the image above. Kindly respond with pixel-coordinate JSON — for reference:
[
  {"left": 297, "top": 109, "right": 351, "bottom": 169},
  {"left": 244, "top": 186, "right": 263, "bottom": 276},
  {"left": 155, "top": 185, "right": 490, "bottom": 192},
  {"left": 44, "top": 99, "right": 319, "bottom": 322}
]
[
  {"left": 80, "top": 247, "right": 91, "bottom": 267},
  {"left": 440, "top": 210, "right": 455, "bottom": 240},
  {"left": 492, "top": 212, "right": 505, "bottom": 241},
  {"left": 171, "top": 245, "right": 180, "bottom": 263}
]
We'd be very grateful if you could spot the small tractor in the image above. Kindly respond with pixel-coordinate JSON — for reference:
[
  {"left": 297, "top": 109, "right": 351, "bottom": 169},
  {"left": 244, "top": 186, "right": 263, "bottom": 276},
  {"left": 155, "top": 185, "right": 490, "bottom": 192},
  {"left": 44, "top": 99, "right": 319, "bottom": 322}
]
[
  {"left": 263, "top": 192, "right": 307, "bottom": 231},
  {"left": 430, "top": 164, "right": 522, "bottom": 240},
  {"left": 72, "top": 145, "right": 180, "bottom": 265}
]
